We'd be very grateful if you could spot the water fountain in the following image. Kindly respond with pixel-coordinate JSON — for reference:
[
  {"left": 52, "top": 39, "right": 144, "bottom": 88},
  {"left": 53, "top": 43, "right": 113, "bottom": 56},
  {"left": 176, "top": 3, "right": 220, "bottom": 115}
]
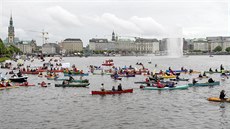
[
  {"left": 166, "top": 27, "right": 184, "bottom": 57},
  {"left": 167, "top": 38, "right": 183, "bottom": 57}
]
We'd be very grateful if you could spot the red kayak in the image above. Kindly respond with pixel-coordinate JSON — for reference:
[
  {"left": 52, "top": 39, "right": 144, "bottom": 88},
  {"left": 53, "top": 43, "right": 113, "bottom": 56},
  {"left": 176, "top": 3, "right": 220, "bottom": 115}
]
[
  {"left": 92, "top": 89, "right": 133, "bottom": 95},
  {"left": 15, "top": 83, "right": 35, "bottom": 86}
]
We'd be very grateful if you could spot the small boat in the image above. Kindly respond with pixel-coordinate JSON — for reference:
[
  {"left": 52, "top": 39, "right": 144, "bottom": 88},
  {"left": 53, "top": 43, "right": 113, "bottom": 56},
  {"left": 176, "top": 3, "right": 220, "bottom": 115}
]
[
  {"left": 15, "top": 82, "right": 35, "bottom": 86},
  {"left": 91, "top": 89, "right": 133, "bottom": 95},
  {"left": 204, "top": 71, "right": 221, "bottom": 74},
  {"left": 9, "top": 76, "right": 28, "bottom": 82},
  {"left": 92, "top": 72, "right": 113, "bottom": 75},
  {"left": 208, "top": 97, "right": 230, "bottom": 102},
  {"left": 141, "top": 85, "right": 189, "bottom": 90},
  {"left": 64, "top": 73, "right": 89, "bottom": 76},
  {"left": 118, "top": 74, "right": 135, "bottom": 77},
  {"left": 162, "top": 75, "right": 176, "bottom": 79},
  {"left": 21, "top": 71, "right": 39, "bottom": 74},
  {"left": 54, "top": 78, "right": 89, "bottom": 83},
  {"left": 188, "top": 81, "right": 220, "bottom": 87},
  {"left": 169, "top": 78, "right": 189, "bottom": 81},
  {"left": 55, "top": 83, "right": 90, "bottom": 87},
  {"left": 0, "top": 86, "right": 20, "bottom": 90},
  {"left": 102, "top": 63, "right": 114, "bottom": 66}
]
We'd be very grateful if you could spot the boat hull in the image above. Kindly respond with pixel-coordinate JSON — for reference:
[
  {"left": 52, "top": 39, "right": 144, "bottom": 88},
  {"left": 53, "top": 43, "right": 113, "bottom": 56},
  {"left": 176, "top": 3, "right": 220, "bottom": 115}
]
[
  {"left": 92, "top": 89, "right": 133, "bottom": 95},
  {"left": 188, "top": 81, "right": 220, "bottom": 87},
  {"left": 142, "top": 85, "right": 189, "bottom": 90}
]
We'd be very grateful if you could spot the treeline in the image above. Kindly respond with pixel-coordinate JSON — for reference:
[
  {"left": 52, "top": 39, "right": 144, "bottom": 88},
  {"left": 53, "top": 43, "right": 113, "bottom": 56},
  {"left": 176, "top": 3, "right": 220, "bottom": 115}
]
[{"left": 0, "top": 39, "right": 22, "bottom": 58}]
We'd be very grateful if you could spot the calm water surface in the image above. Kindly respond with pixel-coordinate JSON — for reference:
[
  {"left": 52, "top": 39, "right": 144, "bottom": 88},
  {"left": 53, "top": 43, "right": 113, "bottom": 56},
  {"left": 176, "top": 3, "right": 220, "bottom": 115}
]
[{"left": 0, "top": 55, "right": 230, "bottom": 129}]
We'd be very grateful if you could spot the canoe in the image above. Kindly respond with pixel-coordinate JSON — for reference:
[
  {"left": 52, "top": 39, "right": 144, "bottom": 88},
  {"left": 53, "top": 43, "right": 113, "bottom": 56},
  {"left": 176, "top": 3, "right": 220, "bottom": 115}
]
[
  {"left": 142, "top": 85, "right": 189, "bottom": 90},
  {"left": 55, "top": 83, "right": 90, "bottom": 87},
  {"left": 54, "top": 79, "right": 89, "bottom": 83},
  {"left": 170, "top": 78, "right": 189, "bottom": 81},
  {"left": 91, "top": 89, "right": 133, "bottom": 95},
  {"left": 208, "top": 97, "right": 230, "bottom": 102},
  {"left": 188, "top": 81, "right": 220, "bottom": 87}
]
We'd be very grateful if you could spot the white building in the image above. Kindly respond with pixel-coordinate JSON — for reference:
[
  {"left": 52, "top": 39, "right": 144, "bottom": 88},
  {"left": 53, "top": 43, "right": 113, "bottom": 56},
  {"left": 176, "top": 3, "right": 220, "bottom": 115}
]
[
  {"left": 89, "top": 38, "right": 116, "bottom": 51},
  {"left": 42, "top": 43, "right": 60, "bottom": 54},
  {"left": 193, "top": 38, "right": 209, "bottom": 51},
  {"left": 61, "top": 38, "right": 83, "bottom": 53}
]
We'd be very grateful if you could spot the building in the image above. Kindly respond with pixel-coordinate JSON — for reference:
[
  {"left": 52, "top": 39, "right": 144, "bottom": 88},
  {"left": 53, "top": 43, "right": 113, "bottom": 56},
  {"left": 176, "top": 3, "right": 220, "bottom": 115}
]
[
  {"left": 134, "top": 38, "right": 159, "bottom": 53},
  {"left": 4, "top": 14, "right": 20, "bottom": 45},
  {"left": 89, "top": 38, "right": 116, "bottom": 51},
  {"left": 193, "top": 38, "right": 209, "bottom": 52},
  {"left": 206, "top": 36, "right": 230, "bottom": 52},
  {"left": 15, "top": 40, "right": 37, "bottom": 54},
  {"left": 42, "top": 43, "right": 60, "bottom": 54},
  {"left": 61, "top": 38, "right": 83, "bottom": 54}
]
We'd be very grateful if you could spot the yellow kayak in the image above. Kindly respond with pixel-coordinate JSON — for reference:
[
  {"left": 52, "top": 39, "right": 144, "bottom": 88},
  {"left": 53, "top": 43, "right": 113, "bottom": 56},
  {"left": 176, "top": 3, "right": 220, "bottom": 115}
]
[
  {"left": 208, "top": 97, "right": 230, "bottom": 102},
  {"left": 0, "top": 86, "right": 20, "bottom": 90},
  {"left": 162, "top": 75, "right": 176, "bottom": 79}
]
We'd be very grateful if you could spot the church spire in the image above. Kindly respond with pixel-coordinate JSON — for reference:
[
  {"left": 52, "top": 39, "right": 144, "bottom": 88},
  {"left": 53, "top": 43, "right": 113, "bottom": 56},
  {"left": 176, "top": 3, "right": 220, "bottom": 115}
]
[
  {"left": 8, "top": 12, "right": 15, "bottom": 44},
  {"left": 112, "top": 30, "right": 115, "bottom": 41}
]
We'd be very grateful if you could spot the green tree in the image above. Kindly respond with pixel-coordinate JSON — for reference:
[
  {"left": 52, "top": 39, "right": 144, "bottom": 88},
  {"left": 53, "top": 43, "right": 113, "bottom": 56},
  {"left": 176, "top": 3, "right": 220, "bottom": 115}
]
[
  {"left": 213, "top": 46, "right": 222, "bottom": 52},
  {"left": 0, "top": 39, "right": 7, "bottom": 55},
  {"left": 226, "top": 47, "right": 230, "bottom": 52}
]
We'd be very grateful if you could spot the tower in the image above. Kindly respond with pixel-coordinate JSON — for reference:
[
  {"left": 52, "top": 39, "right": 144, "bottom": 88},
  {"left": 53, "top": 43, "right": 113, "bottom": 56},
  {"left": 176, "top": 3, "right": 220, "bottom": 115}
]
[
  {"left": 8, "top": 13, "right": 15, "bottom": 44},
  {"left": 112, "top": 31, "right": 115, "bottom": 41}
]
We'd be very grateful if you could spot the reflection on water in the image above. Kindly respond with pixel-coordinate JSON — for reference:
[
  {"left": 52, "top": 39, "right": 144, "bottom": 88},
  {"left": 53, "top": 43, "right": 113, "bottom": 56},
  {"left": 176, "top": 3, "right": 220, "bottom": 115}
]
[{"left": 0, "top": 55, "right": 230, "bottom": 129}]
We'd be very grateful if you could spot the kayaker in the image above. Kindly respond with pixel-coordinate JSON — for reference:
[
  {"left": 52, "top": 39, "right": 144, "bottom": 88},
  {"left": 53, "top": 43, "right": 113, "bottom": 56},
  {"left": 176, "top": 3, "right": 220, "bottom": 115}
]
[
  {"left": 24, "top": 82, "right": 28, "bottom": 86},
  {"left": 215, "top": 69, "right": 218, "bottom": 72},
  {"left": 219, "top": 90, "right": 226, "bottom": 100},
  {"left": 198, "top": 74, "right": 203, "bottom": 78},
  {"left": 101, "top": 83, "right": 105, "bottom": 91},
  {"left": 68, "top": 76, "right": 74, "bottom": 81},
  {"left": 209, "top": 68, "right": 213, "bottom": 72},
  {"left": 117, "top": 83, "right": 122, "bottom": 91},
  {"left": 203, "top": 72, "right": 206, "bottom": 76},
  {"left": 220, "top": 64, "right": 224, "bottom": 71},
  {"left": 192, "top": 78, "right": 198, "bottom": 85},
  {"left": 112, "top": 86, "right": 116, "bottom": 91},
  {"left": 208, "top": 78, "right": 215, "bottom": 83}
]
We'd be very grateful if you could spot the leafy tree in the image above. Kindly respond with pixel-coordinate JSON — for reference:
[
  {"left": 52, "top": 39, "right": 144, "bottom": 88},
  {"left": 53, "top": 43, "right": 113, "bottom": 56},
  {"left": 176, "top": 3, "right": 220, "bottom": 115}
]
[
  {"left": 226, "top": 47, "right": 230, "bottom": 52},
  {"left": 213, "top": 46, "right": 222, "bottom": 52},
  {"left": 0, "top": 39, "right": 7, "bottom": 55}
]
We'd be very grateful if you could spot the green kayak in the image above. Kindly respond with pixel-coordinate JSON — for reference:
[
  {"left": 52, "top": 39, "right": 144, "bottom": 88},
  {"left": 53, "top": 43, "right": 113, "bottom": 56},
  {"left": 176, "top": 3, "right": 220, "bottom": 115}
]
[
  {"left": 55, "top": 83, "right": 90, "bottom": 87},
  {"left": 53, "top": 78, "right": 89, "bottom": 83},
  {"left": 142, "top": 85, "right": 189, "bottom": 90},
  {"left": 188, "top": 81, "right": 220, "bottom": 87}
]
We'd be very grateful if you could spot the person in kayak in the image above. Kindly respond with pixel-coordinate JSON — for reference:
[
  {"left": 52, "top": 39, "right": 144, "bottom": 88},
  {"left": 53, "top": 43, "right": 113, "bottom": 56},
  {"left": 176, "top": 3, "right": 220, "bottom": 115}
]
[
  {"left": 198, "top": 74, "right": 203, "bottom": 78},
  {"left": 192, "top": 78, "right": 198, "bottom": 85},
  {"left": 203, "top": 72, "right": 206, "bottom": 76},
  {"left": 117, "top": 83, "right": 123, "bottom": 91},
  {"left": 219, "top": 90, "right": 226, "bottom": 100},
  {"left": 208, "top": 78, "right": 215, "bottom": 83},
  {"left": 68, "top": 76, "right": 74, "bottom": 81},
  {"left": 101, "top": 83, "right": 105, "bottom": 91},
  {"left": 112, "top": 86, "right": 116, "bottom": 91},
  {"left": 209, "top": 68, "right": 213, "bottom": 72}
]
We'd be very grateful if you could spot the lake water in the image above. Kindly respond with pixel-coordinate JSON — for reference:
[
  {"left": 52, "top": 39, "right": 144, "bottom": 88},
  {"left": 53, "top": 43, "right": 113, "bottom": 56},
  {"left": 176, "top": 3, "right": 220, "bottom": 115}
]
[{"left": 0, "top": 55, "right": 230, "bottom": 129}]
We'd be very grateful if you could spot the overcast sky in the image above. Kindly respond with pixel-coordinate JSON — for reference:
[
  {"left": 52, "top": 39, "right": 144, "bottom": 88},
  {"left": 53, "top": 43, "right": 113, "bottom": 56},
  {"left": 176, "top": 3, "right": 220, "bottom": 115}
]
[{"left": 0, "top": 0, "right": 229, "bottom": 46}]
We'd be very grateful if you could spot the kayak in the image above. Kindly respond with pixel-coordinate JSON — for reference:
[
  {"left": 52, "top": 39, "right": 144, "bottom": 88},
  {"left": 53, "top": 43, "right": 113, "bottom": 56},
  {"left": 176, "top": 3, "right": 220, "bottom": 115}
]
[
  {"left": 204, "top": 71, "right": 221, "bottom": 74},
  {"left": 55, "top": 83, "right": 90, "bottom": 87},
  {"left": 0, "top": 86, "right": 20, "bottom": 90},
  {"left": 91, "top": 89, "right": 133, "bottom": 95},
  {"left": 141, "top": 85, "right": 189, "bottom": 90},
  {"left": 92, "top": 72, "right": 113, "bottom": 75},
  {"left": 208, "top": 97, "right": 230, "bottom": 102},
  {"left": 161, "top": 75, "right": 176, "bottom": 79},
  {"left": 118, "top": 74, "right": 135, "bottom": 77},
  {"left": 9, "top": 76, "right": 28, "bottom": 82},
  {"left": 170, "top": 78, "right": 189, "bottom": 81},
  {"left": 21, "top": 71, "right": 39, "bottom": 74},
  {"left": 15, "top": 83, "right": 35, "bottom": 86},
  {"left": 54, "top": 79, "right": 89, "bottom": 83},
  {"left": 64, "top": 73, "right": 89, "bottom": 76},
  {"left": 188, "top": 81, "right": 220, "bottom": 87}
]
